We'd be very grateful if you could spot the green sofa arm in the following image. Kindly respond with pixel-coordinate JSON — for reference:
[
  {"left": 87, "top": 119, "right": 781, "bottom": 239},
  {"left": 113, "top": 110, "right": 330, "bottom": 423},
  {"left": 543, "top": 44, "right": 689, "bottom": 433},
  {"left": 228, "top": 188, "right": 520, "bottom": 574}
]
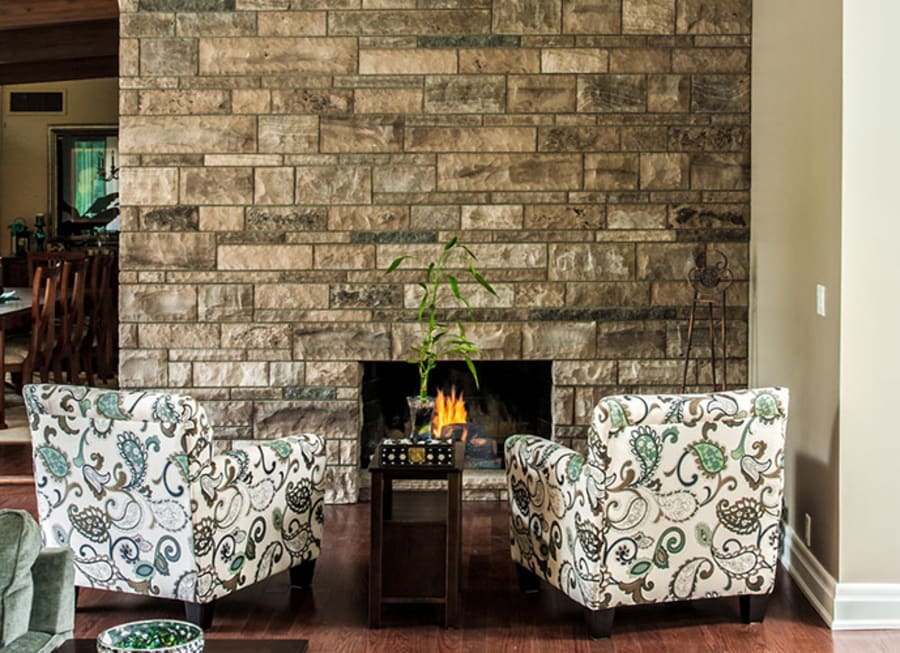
[{"left": 29, "top": 548, "right": 74, "bottom": 637}]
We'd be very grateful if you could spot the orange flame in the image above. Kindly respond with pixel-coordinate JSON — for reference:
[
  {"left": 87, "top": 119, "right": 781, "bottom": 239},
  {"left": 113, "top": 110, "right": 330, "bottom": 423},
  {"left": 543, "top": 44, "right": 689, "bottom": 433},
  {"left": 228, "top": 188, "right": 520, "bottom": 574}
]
[{"left": 432, "top": 387, "right": 467, "bottom": 439}]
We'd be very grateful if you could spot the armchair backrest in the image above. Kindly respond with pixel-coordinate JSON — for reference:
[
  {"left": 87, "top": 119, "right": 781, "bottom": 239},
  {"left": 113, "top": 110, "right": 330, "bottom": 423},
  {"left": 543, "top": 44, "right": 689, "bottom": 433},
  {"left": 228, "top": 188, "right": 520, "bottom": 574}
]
[
  {"left": 590, "top": 387, "right": 789, "bottom": 603},
  {"left": 25, "top": 384, "right": 215, "bottom": 598}
]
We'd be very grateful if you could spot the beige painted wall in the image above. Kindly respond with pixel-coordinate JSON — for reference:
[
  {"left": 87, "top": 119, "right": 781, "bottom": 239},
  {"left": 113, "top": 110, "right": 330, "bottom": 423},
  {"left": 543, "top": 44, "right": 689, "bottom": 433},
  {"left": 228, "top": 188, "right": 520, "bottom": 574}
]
[
  {"left": 0, "top": 78, "right": 118, "bottom": 253},
  {"left": 839, "top": 0, "right": 900, "bottom": 583},
  {"left": 751, "top": 0, "right": 843, "bottom": 577}
]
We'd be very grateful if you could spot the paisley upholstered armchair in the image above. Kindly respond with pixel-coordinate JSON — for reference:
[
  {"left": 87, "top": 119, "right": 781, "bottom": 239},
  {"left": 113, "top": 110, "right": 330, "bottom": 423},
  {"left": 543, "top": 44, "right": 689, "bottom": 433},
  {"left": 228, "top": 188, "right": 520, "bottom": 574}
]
[
  {"left": 506, "top": 387, "right": 788, "bottom": 638},
  {"left": 25, "top": 384, "right": 326, "bottom": 629}
]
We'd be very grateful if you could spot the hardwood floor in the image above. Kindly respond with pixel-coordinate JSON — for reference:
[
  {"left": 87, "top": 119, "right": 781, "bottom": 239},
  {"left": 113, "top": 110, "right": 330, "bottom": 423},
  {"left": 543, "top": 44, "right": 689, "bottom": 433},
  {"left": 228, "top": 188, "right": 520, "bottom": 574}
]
[{"left": 2, "top": 482, "right": 898, "bottom": 652}]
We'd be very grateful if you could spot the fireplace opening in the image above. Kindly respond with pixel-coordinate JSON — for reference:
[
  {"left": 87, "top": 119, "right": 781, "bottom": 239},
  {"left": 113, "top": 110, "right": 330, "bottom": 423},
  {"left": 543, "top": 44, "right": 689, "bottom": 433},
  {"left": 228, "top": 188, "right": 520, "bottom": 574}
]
[{"left": 360, "top": 361, "right": 552, "bottom": 469}]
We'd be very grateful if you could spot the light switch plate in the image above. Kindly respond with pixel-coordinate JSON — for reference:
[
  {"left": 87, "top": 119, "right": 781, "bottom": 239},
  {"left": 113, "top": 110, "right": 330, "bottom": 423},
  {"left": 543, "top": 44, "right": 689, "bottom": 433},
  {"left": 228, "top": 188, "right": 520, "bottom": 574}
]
[{"left": 816, "top": 284, "right": 826, "bottom": 317}]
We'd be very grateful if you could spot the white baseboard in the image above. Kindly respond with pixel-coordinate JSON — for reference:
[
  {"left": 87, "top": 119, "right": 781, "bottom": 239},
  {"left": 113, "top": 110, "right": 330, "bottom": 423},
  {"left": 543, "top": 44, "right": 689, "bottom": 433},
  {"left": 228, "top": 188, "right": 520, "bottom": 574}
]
[
  {"left": 832, "top": 584, "right": 900, "bottom": 630},
  {"left": 780, "top": 524, "right": 835, "bottom": 626},
  {"left": 781, "top": 524, "right": 900, "bottom": 630}
]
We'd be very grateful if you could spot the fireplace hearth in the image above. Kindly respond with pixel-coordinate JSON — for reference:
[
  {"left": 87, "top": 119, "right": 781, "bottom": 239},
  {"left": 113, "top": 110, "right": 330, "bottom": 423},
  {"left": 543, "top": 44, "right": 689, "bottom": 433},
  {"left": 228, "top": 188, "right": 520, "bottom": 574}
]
[{"left": 360, "top": 361, "right": 552, "bottom": 469}]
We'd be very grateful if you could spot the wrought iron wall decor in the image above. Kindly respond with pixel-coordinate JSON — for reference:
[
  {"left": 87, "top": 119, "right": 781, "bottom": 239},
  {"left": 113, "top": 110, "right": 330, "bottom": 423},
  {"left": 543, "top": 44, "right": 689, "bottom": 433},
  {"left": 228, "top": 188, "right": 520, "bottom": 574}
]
[{"left": 681, "top": 250, "right": 734, "bottom": 391}]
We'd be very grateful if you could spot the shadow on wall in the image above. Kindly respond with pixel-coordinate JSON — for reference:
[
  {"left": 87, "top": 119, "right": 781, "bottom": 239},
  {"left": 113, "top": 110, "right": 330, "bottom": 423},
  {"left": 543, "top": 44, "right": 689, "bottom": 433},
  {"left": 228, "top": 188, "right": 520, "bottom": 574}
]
[{"left": 790, "top": 408, "right": 840, "bottom": 579}]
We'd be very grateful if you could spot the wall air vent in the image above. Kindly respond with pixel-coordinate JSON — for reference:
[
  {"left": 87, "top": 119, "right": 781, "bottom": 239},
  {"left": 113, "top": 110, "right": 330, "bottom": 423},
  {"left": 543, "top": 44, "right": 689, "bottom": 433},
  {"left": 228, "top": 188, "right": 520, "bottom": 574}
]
[{"left": 9, "top": 91, "right": 65, "bottom": 114}]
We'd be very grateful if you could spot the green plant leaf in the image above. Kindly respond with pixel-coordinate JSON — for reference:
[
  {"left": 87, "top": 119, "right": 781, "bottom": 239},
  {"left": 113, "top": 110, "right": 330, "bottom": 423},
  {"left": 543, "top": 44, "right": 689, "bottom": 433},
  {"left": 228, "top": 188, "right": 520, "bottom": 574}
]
[
  {"left": 461, "top": 245, "right": 477, "bottom": 259},
  {"left": 464, "top": 356, "right": 480, "bottom": 389},
  {"left": 472, "top": 270, "right": 497, "bottom": 296},
  {"left": 448, "top": 274, "right": 461, "bottom": 300},
  {"left": 386, "top": 256, "right": 410, "bottom": 273},
  {"left": 445, "top": 236, "right": 458, "bottom": 250}
]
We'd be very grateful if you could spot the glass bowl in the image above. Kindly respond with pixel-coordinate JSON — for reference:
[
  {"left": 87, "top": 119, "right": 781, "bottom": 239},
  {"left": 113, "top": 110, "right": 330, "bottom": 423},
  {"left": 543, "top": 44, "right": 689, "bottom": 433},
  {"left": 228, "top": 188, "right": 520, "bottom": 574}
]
[{"left": 96, "top": 619, "right": 204, "bottom": 653}]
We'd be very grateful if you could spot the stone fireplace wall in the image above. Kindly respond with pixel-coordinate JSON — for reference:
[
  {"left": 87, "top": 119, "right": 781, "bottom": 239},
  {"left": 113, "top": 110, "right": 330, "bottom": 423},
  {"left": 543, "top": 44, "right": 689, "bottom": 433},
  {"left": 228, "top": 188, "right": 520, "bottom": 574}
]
[{"left": 117, "top": 0, "right": 751, "bottom": 503}]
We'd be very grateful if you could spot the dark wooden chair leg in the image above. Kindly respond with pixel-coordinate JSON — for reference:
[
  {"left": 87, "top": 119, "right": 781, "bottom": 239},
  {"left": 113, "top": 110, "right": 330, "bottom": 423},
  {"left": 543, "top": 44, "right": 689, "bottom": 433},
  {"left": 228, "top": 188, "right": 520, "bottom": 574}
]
[
  {"left": 290, "top": 559, "right": 317, "bottom": 589},
  {"left": 515, "top": 563, "right": 540, "bottom": 593},
  {"left": 585, "top": 608, "right": 615, "bottom": 639},
  {"left": 740, "top": 594, "right": 771, "bottom": 623},
  {"left": 184, "top": 600, "right": 216, "bottom": 630}
]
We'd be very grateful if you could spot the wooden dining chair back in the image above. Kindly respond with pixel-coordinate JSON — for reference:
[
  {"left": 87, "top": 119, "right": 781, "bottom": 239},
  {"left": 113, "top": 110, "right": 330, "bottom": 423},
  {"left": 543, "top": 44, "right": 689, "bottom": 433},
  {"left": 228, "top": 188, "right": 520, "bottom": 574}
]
[
  {"left": 6, "top": 264, "right": 61, "bottom": 388},
  {"left": 81, "top": 251, "right": 117, "bottom": 385},
  {"left": 26, "top": 252, "right": 86, "bottom": 285},
  {"left": 56, "top": 258, "right": 88, "bottom": 382}
]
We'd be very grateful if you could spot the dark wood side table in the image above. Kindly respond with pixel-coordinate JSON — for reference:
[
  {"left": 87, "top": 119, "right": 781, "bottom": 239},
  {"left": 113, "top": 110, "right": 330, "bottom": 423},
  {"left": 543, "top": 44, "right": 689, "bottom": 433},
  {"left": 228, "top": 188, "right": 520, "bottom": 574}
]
[
  {"left": 57, "top": 639, "right": 307, "bottom": 652},
  {"left": 369, "top": 441, "right": 464, "bottom": 628}
]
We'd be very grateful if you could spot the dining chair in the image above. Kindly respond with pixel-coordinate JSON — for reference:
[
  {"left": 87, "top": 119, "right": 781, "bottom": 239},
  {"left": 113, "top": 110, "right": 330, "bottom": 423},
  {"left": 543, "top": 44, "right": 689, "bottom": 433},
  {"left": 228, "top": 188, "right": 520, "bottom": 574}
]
[
  {"left": 5, "top": 265, "right": 61, "bottom": 390},
  {"left": 55, "top": 258, "right": 88, "bottom": 383}
]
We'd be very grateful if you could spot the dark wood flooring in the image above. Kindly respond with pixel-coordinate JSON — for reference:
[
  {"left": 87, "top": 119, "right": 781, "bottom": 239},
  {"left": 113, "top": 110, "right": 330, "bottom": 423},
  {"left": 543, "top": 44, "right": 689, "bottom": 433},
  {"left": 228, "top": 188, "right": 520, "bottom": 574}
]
[{"left": 1, "top": 481, "right": 898, "bottom": 651}]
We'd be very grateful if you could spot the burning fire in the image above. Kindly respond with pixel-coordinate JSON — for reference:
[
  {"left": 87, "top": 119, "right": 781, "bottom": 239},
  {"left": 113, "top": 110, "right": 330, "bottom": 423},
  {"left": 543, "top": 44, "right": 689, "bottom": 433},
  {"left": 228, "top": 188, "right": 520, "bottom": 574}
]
[{"left": 432, "top": 387, "right": 467, "bottom": 439}]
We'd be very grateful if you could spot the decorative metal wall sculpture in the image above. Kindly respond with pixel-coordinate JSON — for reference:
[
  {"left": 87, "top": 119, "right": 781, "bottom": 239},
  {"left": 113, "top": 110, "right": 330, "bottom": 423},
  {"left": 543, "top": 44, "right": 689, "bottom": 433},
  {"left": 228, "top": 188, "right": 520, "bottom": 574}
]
[{"left": 682, "top": 250, "right": 734, "bottom": 391}]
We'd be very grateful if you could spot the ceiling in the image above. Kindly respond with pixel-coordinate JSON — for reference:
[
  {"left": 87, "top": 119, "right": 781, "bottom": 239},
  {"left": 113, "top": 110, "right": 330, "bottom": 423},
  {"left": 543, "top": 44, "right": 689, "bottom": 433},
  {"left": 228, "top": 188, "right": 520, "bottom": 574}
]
[{"left": 0, "top": 0, "right": 119, "bottom": 85}]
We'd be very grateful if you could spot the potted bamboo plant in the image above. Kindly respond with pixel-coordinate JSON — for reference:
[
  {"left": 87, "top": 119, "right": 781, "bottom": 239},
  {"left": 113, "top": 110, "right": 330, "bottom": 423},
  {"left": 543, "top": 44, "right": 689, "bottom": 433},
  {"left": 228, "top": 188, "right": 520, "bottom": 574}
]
[{"left": 387, "top": 237, "right": 497, "bottom": 440}]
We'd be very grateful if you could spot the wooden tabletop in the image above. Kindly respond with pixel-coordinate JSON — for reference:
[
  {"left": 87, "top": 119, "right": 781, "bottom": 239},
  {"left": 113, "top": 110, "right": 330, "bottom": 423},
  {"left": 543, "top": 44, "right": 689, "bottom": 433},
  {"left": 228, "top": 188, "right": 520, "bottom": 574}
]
[
  {"left": 0, "top": 287, "right": 31, "bottom": 318},
  {"left": 57, "top": 639, "right": 308, "bottom": 653}
]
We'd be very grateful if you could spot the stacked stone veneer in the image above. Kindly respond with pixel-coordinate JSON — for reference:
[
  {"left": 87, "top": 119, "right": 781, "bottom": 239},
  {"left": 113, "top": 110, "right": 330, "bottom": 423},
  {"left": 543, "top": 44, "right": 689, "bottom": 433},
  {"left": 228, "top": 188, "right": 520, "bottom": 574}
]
[{"left": 117, "top": 0, "right": 751, "bottom": 503}]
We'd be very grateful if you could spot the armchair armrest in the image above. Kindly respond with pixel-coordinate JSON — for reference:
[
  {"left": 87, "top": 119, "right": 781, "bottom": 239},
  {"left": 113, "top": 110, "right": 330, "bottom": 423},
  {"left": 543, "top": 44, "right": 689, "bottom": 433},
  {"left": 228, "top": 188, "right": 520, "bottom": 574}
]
[
  {"left": 29, "top": 548, "right": 75, "bottom": 636},
  {"left": 504, "top": 435, "right": 608, "bottom": 609},
  {"left": 190, "top": 433, "right": 326, "bottom": 603}
]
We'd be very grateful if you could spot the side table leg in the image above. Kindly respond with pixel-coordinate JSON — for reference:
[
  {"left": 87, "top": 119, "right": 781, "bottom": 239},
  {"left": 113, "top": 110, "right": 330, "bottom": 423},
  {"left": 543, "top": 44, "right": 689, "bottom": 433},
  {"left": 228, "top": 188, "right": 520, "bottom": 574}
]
[
  {"left": 369, "top": 471, "right": 383, "bottom": 628},
  {"left": 445, "top": 470, "right": 462, "bottom": 628}
]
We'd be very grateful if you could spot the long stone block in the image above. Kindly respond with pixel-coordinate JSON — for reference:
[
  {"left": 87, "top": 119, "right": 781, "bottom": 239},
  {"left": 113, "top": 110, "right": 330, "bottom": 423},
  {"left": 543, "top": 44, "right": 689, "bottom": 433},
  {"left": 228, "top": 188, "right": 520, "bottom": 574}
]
[
  {"left": 199, "top": 284, "right": 253, "bottom": 321},
  {"left": 321, "top": 116, "right": 403, "bottom": 152},
  {"left": 541, "top": 48, "right": 609, "bottom": 73},
  {"left": 139, "top": 323, "right": 219, "bottom": 349},
  {"left": 255, "top": 284, "right": 331, "bottom": 309},
  {"left": 437, "top": 153, "right": 582, "bottom": 191},
  {"left": 181, "top": 167, "right": 253, "bottom": 204},
  {"left": 459, "top": 49, "right": 540, "bottom": 73},
  {"left": 355, "top": 89, "right": 423, "bottom": 113},
  {"left": 548, "top": 243, "right": 635, "bottom": 280},
  {"left": 562, "top": 0, "right": 621, "bottom": 33},
  {"left": 577, "top": 74, "right": 647, "bottom": 112},
  {"left": 329, "top": 10, "right": 490, "bottom": 35},
  {"left": 360, "top": 49, "right": 456, "bottom": 74},
  {"left": 524, "top": 204, "right": 605, "bottom": 229},
  {"left": 121, "top": 233, "right": 217, "bottom": 270},
  {"left": 622, "top": 0, "right": 675, "bottom": 34},
  {"left": 406, "top": 126, "right": 535, "bottom": 152},
  {"left": 691, "top": 74, "right": 750, "bottom": 113},
  {"left": 259, "top": 115, "right": 319, "bottom": 153},
  {"left": 508, "top": 75, "right": 576, "bottom": 112},
  {"left": 424, "top": 76, "right": 506, "bottom": 113},
  {"left": 218, "top": 245, "right": 314, "bottom": 270},
  {"left": 677, "top": 0, "right": 751, "bottom": 34},
  {"left": 294, "top": 324, "right": 392, "bottom": 359},
  {"left": 296, "top": 166, "right": 372, "bottom": 204},
  {"left": 493, "top": 0, "right": 562, "bottom": 34},
  {"left": 221, "top": 324, "right": 292, "bottom": 349},
  {"left": 522, "top": 322, "right": 596, "bottom": 359},
  {"left": 538, "top": 126, "right": 618, "bottom": 151},
  {"left": 120, "top": 285, "right": 198, "bottom": 322},
  {"left": 329, "top": 206, "right": 409, "bottom": 230},
  {"left": 195, "top": 361, "right": 269, "bottom": 387},
  {"left": 120, "top": 116, "right": 256, "bottom": 153},
  {"left": 199, "top": 37, "right": 357, "bottom": 74},
  {"left": 119, "top": 167, "right": 179, "bottom": 205}
]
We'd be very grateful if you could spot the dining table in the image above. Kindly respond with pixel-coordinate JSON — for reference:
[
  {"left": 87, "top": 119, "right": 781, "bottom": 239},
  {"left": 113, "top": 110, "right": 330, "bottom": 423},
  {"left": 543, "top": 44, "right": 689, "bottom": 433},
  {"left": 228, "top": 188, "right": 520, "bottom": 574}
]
[{"left": 0, "top": 287, "right": 34, "bottom": 429}]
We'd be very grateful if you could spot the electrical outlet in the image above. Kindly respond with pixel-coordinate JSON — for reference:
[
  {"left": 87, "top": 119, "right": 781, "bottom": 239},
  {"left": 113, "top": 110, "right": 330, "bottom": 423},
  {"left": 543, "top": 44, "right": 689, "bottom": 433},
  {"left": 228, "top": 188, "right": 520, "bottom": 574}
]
[
  {"left": 804, "top": 513, "right": 812, "bottom": 548},
  {"left": 816, "top": 285, "right": 826, "bottom": 316}
]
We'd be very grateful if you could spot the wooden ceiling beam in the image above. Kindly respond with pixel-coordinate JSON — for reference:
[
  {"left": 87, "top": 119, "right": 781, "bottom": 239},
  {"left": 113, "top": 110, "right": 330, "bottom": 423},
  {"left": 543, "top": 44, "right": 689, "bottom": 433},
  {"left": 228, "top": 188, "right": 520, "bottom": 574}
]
[
  {"left": 0, "top": 57, "right": 118, "bottom": 86},
  {"left": 0, "top": 20, "right": 118, "bottom": 66},
  {"left": 0, "top": 0, "right": 118, "bottom": 31}
]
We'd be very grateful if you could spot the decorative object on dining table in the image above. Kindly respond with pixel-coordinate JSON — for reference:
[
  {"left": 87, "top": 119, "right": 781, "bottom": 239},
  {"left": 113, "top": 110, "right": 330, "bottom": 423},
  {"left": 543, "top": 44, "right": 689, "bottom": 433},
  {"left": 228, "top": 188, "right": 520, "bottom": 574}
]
[
  {"left": 96, "top": 620, "right": 203, "bottom": 653},
  {"left": 386, "top": 236, "right": 498, "bottom": 440},
  {"left": 8, "top": 218, "right": 31, "bottom": 256},
  {"left": 0, "top": 290, "right": 19, "bottom": 303},
  {"left": 378, "top": 437, "right": 456, "bottom": 467},
  {"left": 681, "top": 249, "right": 734, "bottom": 392}
]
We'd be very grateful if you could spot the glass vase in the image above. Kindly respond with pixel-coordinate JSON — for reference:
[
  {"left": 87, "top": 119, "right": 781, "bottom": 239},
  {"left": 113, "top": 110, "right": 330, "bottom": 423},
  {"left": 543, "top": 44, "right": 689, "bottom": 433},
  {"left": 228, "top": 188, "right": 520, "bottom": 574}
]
[{"left": 407, "top": 395, "right": 435, "bottom": 442}]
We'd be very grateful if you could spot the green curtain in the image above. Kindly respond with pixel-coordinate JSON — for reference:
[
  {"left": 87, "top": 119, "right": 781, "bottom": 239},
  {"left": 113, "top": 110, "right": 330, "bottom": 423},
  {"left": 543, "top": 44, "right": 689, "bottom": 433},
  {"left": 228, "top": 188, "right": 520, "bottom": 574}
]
[{"left": 73, "top": 140, "right": 107, "bottom": 217}]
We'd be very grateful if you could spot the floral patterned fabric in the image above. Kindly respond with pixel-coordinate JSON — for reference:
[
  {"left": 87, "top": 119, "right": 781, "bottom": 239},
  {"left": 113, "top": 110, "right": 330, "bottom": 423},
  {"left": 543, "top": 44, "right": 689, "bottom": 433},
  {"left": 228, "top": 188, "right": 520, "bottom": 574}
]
[
  {"left": 506, "top": 387, "right": 788, "bottom": 611},
  {"left": 25, "top": 384, "right": 325, "bottom": 605}
]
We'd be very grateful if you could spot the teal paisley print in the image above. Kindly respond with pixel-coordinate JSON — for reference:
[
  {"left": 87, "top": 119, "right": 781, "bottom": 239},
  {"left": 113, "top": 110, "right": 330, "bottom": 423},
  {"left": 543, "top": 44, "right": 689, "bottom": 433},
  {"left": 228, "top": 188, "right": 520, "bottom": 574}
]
[
  {"left": 507, "top": 387, "right": 789, "bottom": 624},
  {"left": 26, "top": 383, "right": 326, "bottom": 608}
]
